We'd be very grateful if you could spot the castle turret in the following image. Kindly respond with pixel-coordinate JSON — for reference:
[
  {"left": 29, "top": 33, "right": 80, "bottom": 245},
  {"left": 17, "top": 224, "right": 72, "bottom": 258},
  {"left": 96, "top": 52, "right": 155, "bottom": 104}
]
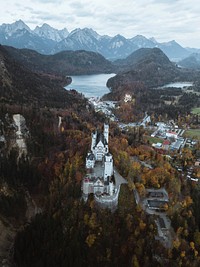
[
  {"left": 86, "top": 152, "right": 95, "bottom": 169},
  {"left": 91, "top": 131, "right": 97, "bottom": 152},
  {"left": 104, "top": 153, "right": 113, "bottom": 180},
  {"left": 104, "top": 124, "right": 109, "bottom": 144}
]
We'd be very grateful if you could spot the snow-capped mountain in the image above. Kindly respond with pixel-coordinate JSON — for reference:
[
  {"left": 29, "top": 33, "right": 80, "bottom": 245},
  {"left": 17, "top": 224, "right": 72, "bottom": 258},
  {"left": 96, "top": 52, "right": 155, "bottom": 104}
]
[
  {"left": 54, "top": 28, "right": 100, "bottom": 53},
  {"left": 157, "top": 40, "right": 191, "bottom": 61},
  {"left": 149, "top": 37, "right": 158, "bottom": 44},
  {"left": 0, "top": 20, "right": 195, "bottom": 60},
  {"left": 34, "top": 23, "right": 69, "bottom": 42},
  {"left": 0, "top": 20, "right": 31, "bottom": 37},
  {"left": 130, "top": 35, "right": 155, "bottom": 48},
  {"left": 0, "top": 28, "right": 56, "bottom": 54},
  {"left": 68, "top": 27, "right": 101, "bottom": 40},
  {"left": 104, "top": 34, "right": 137, "bottom": 59}
]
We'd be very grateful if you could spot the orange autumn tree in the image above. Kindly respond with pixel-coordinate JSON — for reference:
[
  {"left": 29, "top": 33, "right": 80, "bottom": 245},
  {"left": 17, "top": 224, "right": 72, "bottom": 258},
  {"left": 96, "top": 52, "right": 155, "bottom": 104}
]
[{"left": 141, "top": 163, "right": 175, "bottom": 189}]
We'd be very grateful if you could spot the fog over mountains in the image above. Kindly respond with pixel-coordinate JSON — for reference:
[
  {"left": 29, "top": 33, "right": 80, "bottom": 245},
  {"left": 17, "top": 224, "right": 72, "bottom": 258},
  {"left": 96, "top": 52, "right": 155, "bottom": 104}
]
[{"left": 0, "top": 20, "right": 199, "bottom": 61}]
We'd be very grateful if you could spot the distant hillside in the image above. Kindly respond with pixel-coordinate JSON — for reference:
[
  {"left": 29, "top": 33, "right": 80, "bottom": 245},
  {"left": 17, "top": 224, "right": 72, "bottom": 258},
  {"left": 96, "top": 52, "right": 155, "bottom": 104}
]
[
  {"left": 107, "top": 48, "right": 178, "bottom": 92},
  {"left": 4, "top": 46, "right": 115, "bottom": 75},
  {"left": 0, "top": 45, "right": 84, "bottom": 107},
  {"left": 178, "top": 53, "right": 200, "bottom": 69},
  {"left": 114, "top": 47, "right": 174, "bottom": 70}
]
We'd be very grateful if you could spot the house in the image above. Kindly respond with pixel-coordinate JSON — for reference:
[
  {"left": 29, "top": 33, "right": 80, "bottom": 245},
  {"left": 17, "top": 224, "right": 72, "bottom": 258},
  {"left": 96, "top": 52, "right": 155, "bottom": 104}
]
[
  {"left": 170, "top": 139, "right": 184, "bottom": 151},
  {"left": 194, "top": 160, "right": 200, "bottom": 167},
  {"left": 145, "top": 188, "right": 169, "bottom": 211},
  {"left": 166, "top": 131, "right": 178, "bottom": 139},
  {"left": 162, "top": 140, "right": 171, "bottom": 150},
  {"left": 124, "top": 94, "right": 132, "bottom": 102}
]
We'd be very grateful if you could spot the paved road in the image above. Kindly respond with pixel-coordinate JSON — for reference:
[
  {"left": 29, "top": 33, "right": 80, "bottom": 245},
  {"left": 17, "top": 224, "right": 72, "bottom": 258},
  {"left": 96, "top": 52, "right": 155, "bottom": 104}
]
[{"left": 114, "top": 168, "right": 127, "bottom": 186}]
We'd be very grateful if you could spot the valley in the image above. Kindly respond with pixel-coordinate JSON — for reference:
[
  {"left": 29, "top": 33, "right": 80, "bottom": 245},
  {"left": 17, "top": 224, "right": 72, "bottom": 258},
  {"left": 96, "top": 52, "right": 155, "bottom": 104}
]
[{"left": 0, "top": 39, "right": 200, "bottom": 267}]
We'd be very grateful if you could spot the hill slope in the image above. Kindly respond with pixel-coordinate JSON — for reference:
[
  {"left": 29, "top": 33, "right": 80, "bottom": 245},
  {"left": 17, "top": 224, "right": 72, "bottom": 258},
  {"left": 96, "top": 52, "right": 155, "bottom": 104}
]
[
  {"left": 0, "top": 45, "right": 82, "bottom": 107},
  {"left": 4, "top": 46, "right": 115, "bottom": 75},
  {"left": 178, "top": 53, "right": 200, "bottom": 69},
  {"left": 107, "top": 48, "right": 178, "bottom": 91},
  {"left": 115, "top": 47, "right": 174, "bottom": 69}
]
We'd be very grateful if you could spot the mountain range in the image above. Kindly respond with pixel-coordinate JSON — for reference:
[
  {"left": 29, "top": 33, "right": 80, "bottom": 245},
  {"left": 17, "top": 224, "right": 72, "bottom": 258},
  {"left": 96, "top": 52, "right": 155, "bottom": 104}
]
[{"left": 0, "top": 20, "right": 198, "bottom": 61}]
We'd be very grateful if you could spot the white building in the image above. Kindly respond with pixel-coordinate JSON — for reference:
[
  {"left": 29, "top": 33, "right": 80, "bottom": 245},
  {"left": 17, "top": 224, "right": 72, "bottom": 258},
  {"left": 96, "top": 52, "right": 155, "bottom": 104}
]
[
  {"left": 90, "top": 123, "right": 109, "bottom": 161},
  {"left": 166, "top": 131, "right": 178, "bottom": 139},
  {"left": 124, "top": 94, "right": 132, "bottom": 103},
  {"left": 86, "top": 152, "right": 95, "bottom": 169},
  {"left": 83, "top": 124, "right": 115, "bottom": 198}
]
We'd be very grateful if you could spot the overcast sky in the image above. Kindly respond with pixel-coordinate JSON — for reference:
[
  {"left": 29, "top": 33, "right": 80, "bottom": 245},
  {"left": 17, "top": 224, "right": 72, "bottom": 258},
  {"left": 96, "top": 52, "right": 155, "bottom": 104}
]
[{"left": 0, "top": 0, "right": 200, "bottom": 48}]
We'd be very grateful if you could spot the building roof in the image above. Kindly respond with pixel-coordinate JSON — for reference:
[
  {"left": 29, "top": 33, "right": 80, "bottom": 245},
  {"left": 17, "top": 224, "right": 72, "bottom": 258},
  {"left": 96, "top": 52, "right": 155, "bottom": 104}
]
[
  {"left": 163, "top": 140, "right": 171, "bottom": 145},
  {"left": 147, "top": 200, "right": 168, "bottom": 209},
  {"left": 96, "top": 132, "right": 108, "bottom": 146},
  {"left": 93, "top": 178, "right": 104, "bottom": 187},
  {"left": 167, "top": 131, "right": 177, "bottom": 135},
  {"left": 148, "top": 192, "right": 164, "bottom": 198},
  {"left": 158, "top": 217, "right": 166, "bottom": 229},
  {"left": 87, "top": 153, "right": 95, "bottom": 160},
  {"left": 170, "top": 140, "right": 183, "bottom": 150}
]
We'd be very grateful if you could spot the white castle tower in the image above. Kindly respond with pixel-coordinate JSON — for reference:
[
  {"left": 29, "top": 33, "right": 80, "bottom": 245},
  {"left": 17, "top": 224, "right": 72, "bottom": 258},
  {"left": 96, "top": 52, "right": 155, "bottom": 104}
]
[
  {"left": 104, "top": 123, "right": 109, "bottom": 144},
  {"left": 104, "top": 153, "right": 113, "bottom": 180},
  {"left": 91, "top": 131, "right": 97, "bottom": 152}
]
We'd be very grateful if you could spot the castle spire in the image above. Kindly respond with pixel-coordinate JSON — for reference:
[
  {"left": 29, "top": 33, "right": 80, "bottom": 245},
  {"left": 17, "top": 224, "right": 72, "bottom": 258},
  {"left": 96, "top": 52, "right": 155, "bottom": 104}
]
[{"left": 104, "top": 123, "right": 109, "bottom": 144}]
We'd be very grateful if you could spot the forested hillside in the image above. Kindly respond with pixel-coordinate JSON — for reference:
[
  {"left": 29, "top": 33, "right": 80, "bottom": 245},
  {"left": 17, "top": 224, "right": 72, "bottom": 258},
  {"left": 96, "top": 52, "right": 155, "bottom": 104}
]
[
  {"left": 1, "top": 43, "right": 200, "bottom": 267},
  {"left": 4, "top": 45, "right": 115, "bottom": 76}
]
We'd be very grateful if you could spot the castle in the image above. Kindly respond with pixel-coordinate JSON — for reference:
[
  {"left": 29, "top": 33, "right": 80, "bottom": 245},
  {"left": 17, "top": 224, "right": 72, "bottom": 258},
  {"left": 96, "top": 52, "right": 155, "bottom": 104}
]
[{"left": 82, "top": 124, "right": 115, "bottom": 198}]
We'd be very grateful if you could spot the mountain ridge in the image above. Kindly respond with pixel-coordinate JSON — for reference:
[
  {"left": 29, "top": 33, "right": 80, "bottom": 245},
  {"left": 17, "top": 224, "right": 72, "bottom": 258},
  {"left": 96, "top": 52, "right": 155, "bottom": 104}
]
[
  {"left": 0, "top": 20, "right": 195, "bottom": 60},
  {"left": 178, "top": 53, "right": 200, "bottom": 69},
  {"left": 3, "top": 45, "right": 115, "bottom": 75}
]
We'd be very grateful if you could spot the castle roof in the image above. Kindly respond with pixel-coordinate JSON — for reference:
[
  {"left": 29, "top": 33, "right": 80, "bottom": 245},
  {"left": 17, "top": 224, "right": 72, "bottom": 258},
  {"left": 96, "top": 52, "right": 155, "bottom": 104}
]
[
  {"left": 87, "top": 152, "right": 95, "bottom": 160},
  {"left": 96, "top": 132, "right": 108, "bottom": 146},
  {"left": 105, "top": 152, "right": 112, "bottom": 156}
]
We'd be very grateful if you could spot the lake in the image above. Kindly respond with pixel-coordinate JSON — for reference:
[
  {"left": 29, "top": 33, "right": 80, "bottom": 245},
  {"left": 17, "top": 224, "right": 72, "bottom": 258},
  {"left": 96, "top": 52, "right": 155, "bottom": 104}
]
[
  {"left": 65, "top": 73, "right": 116, "bottom": 98},
  {"left": 161, "top": 82, "right": 193, "bottom": 88}
]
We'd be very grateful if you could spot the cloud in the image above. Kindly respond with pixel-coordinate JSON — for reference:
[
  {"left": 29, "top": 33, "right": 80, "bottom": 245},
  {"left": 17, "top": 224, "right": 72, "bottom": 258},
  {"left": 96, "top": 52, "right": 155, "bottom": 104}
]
[
  {"left": 0, "top": 0, "right": 200, "bottom": 47},
  {"left": 34, "top": 0, "right": 62, "bottom": 3}
]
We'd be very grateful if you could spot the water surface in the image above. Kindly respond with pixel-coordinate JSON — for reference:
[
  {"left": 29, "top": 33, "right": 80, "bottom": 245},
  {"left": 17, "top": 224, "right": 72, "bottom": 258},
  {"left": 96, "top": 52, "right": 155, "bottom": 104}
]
[
  {"left": 65, "top": 73, "right": 116, "bottom": 98},
  {"left": 162, "top": 82, "right": 193, "bottom": 88}
]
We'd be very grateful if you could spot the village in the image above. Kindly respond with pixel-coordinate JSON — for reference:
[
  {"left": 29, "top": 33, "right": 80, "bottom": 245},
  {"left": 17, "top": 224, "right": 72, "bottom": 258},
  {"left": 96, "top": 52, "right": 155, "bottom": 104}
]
[
  {"left": 88, "top": 94, "right": 200, "bottom": 181},
  {"left": 84, "top": 93, "right": 200, "bottom": 248}
]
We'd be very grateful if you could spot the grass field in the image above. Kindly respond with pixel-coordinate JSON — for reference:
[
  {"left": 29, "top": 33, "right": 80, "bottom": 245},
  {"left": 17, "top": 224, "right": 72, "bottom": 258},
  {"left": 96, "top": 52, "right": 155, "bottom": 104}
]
[
  {"left": 144, "top": 136, "right": 164, "bottom": 144},
  {"left": 184, "top": 129, "right": 200, "bottom": 139},
  {"left": 191, "top": 107, "right": 200, "bottom": 115}
]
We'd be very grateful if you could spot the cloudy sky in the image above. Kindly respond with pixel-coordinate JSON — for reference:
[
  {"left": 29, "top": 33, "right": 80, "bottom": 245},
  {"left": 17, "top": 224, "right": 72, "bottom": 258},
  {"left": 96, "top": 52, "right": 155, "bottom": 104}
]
[{"left": 0, "top": 0, "right": 200, "bottom": 47}]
